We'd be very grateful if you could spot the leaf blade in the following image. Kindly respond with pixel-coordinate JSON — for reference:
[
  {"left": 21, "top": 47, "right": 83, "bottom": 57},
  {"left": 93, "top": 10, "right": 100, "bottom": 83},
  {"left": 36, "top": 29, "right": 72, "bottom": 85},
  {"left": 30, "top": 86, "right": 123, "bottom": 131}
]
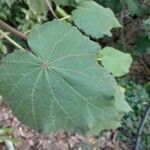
[
  {"left": 0, "top": 20, "right": 131, "bottom": 134},
  {"left": 72, "top": 1, "right": 121, "bottom": 38}
]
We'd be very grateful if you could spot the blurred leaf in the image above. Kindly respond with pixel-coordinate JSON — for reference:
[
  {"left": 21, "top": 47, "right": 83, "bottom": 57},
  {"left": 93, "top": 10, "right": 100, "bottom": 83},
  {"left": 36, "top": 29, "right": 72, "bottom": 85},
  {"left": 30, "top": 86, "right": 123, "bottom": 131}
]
[
  {"left": 0, "top": 128, "right": 13, "bottom": 135},
  {"left": 23, "top": 0, "right": 48, "bottom": 15},
  {"left": 94, "top": 0, "right": 122, "bottom": 13},
  {"left": 4, "top": 140, "right": 15, "bottom": 150},
  {"left": 4, "top": 0, "right": 16, "bottom": 7},
  {"left": 0, "top": 127, "right": 20, "bottom": 145},
  {"left": 135, "top": 36, "right": 150, "bottom": 54},
  {"left": 53, "top": 0, "right": 86, "bottom": 6},
  {"left": 0, "top": 41, "right": 7, "bottom": 54},
  {"left": 0, "top": 95, "right": 2, "bottom": 103},
  {"left": 0, "top": 136, "right": 19, "bottom": 145},
  {"left": 122, "top": 0, "right": 145, "bottom": 16}
]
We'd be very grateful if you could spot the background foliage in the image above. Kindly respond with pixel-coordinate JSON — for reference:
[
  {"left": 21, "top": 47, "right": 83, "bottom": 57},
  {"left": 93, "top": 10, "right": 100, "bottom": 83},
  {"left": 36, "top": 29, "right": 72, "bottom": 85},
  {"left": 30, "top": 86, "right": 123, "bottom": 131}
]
[{"left": 0, "top": 0, "right": 150, "bottom": 149}]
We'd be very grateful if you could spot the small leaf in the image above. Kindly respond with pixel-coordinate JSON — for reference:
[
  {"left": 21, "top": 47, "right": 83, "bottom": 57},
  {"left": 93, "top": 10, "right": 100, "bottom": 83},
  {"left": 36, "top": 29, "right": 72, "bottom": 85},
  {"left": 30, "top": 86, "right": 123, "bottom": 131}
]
[
  {"left": 0, "top": 128, "right": 13, "bottom": 135},
  {"left": 0, "top": 20, "right": 130, "bottom": 134},
  {"left": 0, "top": 41, "right": 7, "bottom": 54},
  {"left": 23, "top": 0, "right": 48, "bottom": 15},
  {"left": 143, "top": 17, "right": 150, "bottom": 26},
  {"left": 135, "top": 36, "right": 150, "bottom": 54},
  {"left": 122, "top": 0, "right": 145, "bottom": 16},
  {"left": 94, "top": 0, "right": 122, "bottom": 13},
  {"left": 72, "top": 1, "right": 121, "bottom": 38},
  {"left": 4, "top": 0, "right": 16, "bottom": 7},
  {"left": 4, "top": 140, "right": 15, "bottom": 150},
  {"left": 98, "top": 47, "right": 133, "bottom": 77},
  {"left": 53, "top": 0, "right": 85, "bottom": 6}
]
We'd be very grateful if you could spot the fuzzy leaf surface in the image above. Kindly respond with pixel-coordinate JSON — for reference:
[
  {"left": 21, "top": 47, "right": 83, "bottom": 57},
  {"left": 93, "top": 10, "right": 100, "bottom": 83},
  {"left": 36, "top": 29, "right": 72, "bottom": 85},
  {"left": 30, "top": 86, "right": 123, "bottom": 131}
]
[{"left": 0, "top": 20, "right": 130, "bottom": 134}]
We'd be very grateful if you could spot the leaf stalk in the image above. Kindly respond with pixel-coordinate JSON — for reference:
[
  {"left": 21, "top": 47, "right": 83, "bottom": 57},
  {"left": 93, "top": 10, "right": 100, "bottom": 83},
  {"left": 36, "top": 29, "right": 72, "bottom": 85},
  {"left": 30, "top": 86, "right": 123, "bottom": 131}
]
[{"left": 0, "top": 30, "right": 26, "bottom": 52}]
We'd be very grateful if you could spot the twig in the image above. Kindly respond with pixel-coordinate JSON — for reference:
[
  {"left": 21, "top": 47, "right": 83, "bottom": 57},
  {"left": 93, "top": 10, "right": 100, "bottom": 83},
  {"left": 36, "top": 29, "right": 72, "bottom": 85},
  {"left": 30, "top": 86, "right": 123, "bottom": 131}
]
[
  {"left": 135, "top": 104, "right": 150, "bottom": 150},
  {"left": 0, "top": 32, "right": 10, "bottom": 40},
  {"left": 0, "top": 30, "right": 26, "bottom": 51},
  {"left": 139, "top": 58, "right": 150, "bottom": 75},
  {"left": 0, "top": 19, "right": 27, "bottom": 41},
  {"left": 120, "top": 11, "right": 126, "bottom": 50},
  {"left": 59, "top": 15, "right": 71, "bottom": 21},
  {"left": 56, "top": 5, "right": 72, "bottom": 22},
  {"left": 45, "top": 0, "right": 58, "bottom": 18}
]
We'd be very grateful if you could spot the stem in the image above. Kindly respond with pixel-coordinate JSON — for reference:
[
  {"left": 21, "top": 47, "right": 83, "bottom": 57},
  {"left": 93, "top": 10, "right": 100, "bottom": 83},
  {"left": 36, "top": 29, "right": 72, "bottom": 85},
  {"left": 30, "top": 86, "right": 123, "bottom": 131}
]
[
  {"left": 0, "top": 19, "right": 27, "bottom": 41},
  {"left": 45, "top": 0, "right": 58, "bottom": 18},
  {"left": 0, "top": 30, "right": 26, "bottom": 51},
  {"left": 0, "top": 32, "right": 10, "bottom": 40},
  {"left": 139, "top": 58, "right": 150, "bottom": 75},
  {"left": 56, "top": 5, "right": 72, "bottom": 22},
  {"left": 59, "top": 15, "right": 71, "bottom": 21},
  {"left": 135, "top": 105, "right": 150, "bottom": 150}
]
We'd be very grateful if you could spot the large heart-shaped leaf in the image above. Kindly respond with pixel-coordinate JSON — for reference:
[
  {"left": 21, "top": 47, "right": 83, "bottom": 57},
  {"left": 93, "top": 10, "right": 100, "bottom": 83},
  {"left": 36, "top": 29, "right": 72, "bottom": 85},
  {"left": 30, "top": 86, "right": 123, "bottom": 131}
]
[
  {"left": 0, "top": 20, "right": 130, "bottom": 134},
  {"left": 72, "top": 1, "right": 121, "bottom": 38}
]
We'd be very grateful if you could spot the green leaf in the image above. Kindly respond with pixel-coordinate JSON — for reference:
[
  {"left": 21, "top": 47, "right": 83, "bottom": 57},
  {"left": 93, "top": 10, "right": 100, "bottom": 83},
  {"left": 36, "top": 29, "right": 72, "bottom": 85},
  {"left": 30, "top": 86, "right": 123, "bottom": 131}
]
[
  {"left": 53, "top": 0, "right": 86, "bottom": 6},
  {"left": 0, "top": 41, "right": 7, "bottom": 54},
  {"left": 143, "top": 18, "right": 150, "bottom": 26},
  {"left": 3, "top": 140, "right": 15, "bottom": 150},
  {"left": 89, "top": 85, "right": 132, "bottom": 135},
  {"left": 23, "top": 0, "right": 48, "bottom": 15},
  {"left": 72, "top": 1, "right": 121, "bottom": 38},
  {"left": 0, "top": 128, "right": 13, "bottom": 135},
  {"left": 122, "top": 0, "right": 145, "bottom": 16},
  {"left": 4, "top": 0, "right": 16, "bottom": 7},
  {"left": 0, "top": 95, "right": 2, "bottom": 103},
  {"left": 98, "top": 47, "right": 133, "bottom": 77},
  {"left": 53, "top": 0, "right": 72, "bottom": 6},
  {"left": 0, "top": 20, "right": 130, "bottom": 134},
  {"left": 94, "top": 0, "right": 122, "bottom": 13},
  {"left": 135, "top": 36, "right": 150, "bottom": 54}
]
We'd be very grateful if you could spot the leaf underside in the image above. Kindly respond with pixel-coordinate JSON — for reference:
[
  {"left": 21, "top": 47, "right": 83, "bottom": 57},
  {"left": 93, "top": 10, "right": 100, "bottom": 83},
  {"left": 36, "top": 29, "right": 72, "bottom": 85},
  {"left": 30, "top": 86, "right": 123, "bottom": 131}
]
[{"left": 0, "top": 20, "right": 130, "bottom": 134}]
